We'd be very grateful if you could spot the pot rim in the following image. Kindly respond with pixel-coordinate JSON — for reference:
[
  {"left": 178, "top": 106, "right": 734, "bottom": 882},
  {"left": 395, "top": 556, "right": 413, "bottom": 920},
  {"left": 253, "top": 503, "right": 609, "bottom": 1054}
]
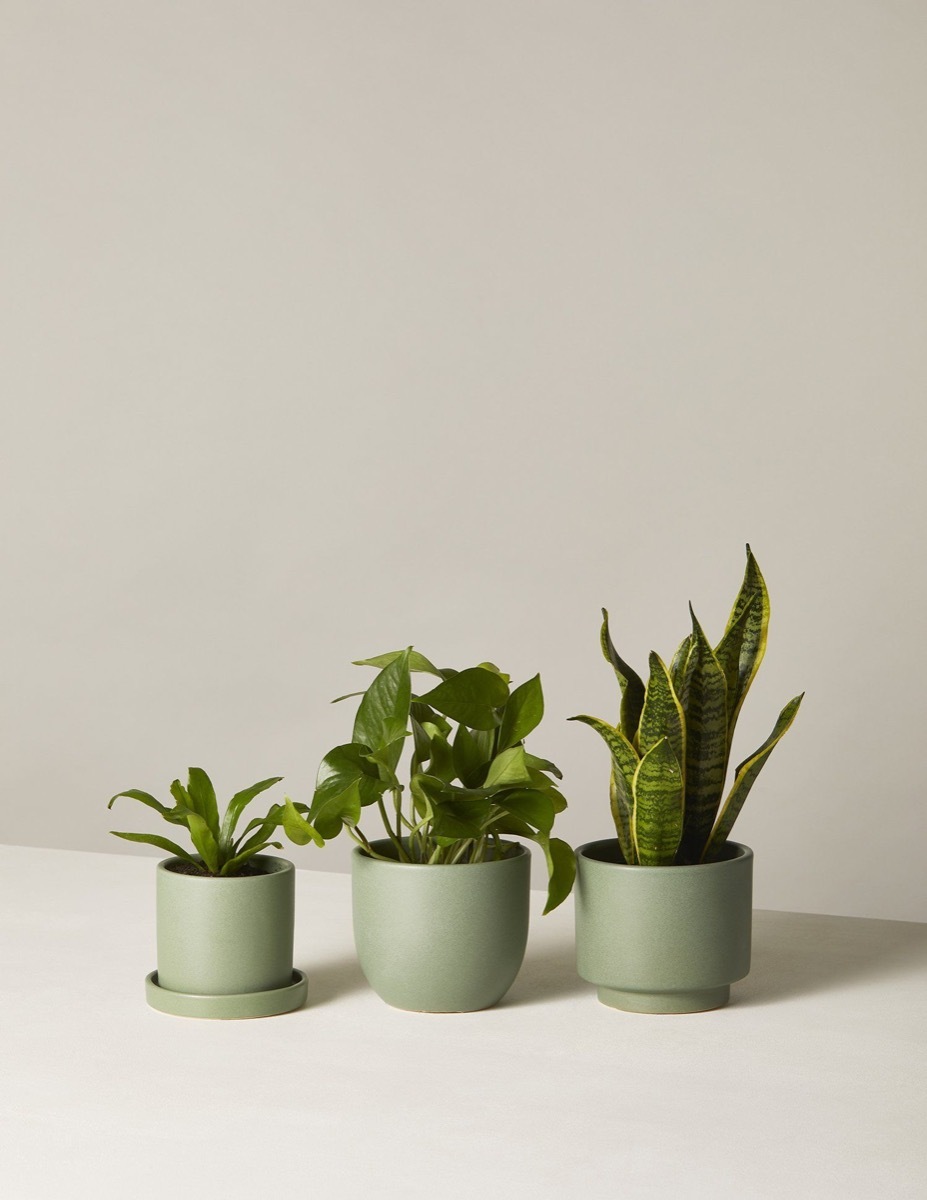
[
  {"left": 576, "top": 838, "right": 752, "bottom": 873},
  {"left": 157, "top": 854, "right": 294, "bottom": 881},
  {"left": 353, "top": 838, "right": 529, "bottom": 870}
]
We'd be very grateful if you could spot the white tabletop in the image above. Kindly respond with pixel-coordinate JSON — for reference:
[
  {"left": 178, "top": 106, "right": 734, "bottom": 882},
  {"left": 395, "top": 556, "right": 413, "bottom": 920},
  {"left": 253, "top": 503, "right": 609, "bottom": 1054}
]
[{"left": 1, "top": 844, "right": 924, "bottom": 1200}]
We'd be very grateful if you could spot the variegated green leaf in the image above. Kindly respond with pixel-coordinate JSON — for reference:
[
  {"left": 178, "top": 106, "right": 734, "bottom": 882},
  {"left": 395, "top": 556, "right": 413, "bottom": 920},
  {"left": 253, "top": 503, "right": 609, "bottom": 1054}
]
[
  {"left": 569, "top": 713, "right": 638, "bottom": 864},
  {"left": 716, "top": 545, "right": 770, "bottom": 737},
  {"left": 679, "top": 608, "right": 728, "bottom": 862},
  {"left": 600, "top": 609, "right": 645, "bottom": 741},
  {"left": 631, "top": 738, "right": 684, "bottom": 866},
  {"left": 638, "top": 652, "right": 686, "bottom": 776},
  {"left": 669, "top": 634, "right": 691, "bottom": 693},
  {"left": 703, "top": 693, "right": 804, "bottom": 861}
]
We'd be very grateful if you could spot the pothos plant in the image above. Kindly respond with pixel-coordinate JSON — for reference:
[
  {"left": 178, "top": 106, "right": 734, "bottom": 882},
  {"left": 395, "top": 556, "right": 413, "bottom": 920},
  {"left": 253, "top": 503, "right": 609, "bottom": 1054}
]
[
  {"left": 570, "top": 546, "right": 803, "bottom": 866},
  {"left": 283, "top": 649, "right": 576, "bottom": 913},
  {"left": 108, "top": 769, "right": 287, "bottom": 876}
]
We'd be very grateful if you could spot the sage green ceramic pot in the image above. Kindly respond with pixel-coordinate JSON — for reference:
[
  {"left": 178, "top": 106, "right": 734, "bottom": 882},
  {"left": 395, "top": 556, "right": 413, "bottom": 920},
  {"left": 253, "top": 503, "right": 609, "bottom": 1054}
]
[
  {"left": 352, "top": 840, "right": 530, "bottom": 1012},
  {"left": 146, "top": 854, "right": 307, "bottom": 1019},
  {"left": 575, "top": 839, "right": 753, "bottom": 1014}
]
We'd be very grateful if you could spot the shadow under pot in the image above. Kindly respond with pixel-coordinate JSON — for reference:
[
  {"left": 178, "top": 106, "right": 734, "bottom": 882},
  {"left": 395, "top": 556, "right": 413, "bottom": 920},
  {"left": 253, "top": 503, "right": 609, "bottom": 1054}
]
[
  {"left": 575, "top": 839, "right": 753, "bottom": 1014},
  {"left": 146, "top": 854, "right": 308, "bottom": 1019},
  {"left": 352, "top": 839, "right": 531, "bottom": 1012}
]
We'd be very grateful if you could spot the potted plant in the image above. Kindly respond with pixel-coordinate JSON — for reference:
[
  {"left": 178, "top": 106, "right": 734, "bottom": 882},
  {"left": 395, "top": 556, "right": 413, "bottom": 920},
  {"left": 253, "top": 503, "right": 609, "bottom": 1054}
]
[
  {"left": 570, "top": 546, "right": 803, "bottom": 1013},
  {"left": 283, "top": 648, "right": 575, "bottom": 1012},
  {"left": 108, "top": 768, "right": 315, "bottom": 1018}
]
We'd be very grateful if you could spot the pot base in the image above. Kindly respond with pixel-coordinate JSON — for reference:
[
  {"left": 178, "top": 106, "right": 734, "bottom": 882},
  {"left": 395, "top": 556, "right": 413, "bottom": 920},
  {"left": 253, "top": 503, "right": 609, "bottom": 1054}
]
[
  {"left": 145, "top": 969, "right": 308, "bottom": 1019},
  {"left": 597, "top": 984, "right": 730, "bottom": 1014}
]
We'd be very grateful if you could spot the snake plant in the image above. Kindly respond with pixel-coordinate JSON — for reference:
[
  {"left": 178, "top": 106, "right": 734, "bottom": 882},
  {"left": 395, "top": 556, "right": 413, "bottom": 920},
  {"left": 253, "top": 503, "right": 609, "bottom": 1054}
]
[
  {"left": 570, "top": 546, "right": 803, "bottom": 865},
  {"left": 282, "top": 648, "right": 576, "bottom": 912},
  {"left": 108, "top": 769, "right": 293, "bottom": 875}
]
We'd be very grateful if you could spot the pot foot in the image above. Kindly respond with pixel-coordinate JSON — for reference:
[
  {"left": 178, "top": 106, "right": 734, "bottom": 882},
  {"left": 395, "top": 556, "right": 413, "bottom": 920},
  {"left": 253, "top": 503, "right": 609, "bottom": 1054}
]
[
  {"left": 596, "top": 984, "right": 730, "bottom": 1014},
  {"left": 145, "top": 969, "right": 308, "bottom": 1019}
]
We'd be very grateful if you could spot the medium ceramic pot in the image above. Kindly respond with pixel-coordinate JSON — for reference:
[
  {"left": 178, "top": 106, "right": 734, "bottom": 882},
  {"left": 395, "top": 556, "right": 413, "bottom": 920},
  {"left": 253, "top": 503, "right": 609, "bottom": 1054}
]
[
  {"left": 575, "top": 839, "right": 753, "bottom": 1014},
  {"left": 145, "top": 854, "right": 308, "bottom": 1019},
  {"left": 352, "top": 840, "right": 531, "bottom": 1012}
]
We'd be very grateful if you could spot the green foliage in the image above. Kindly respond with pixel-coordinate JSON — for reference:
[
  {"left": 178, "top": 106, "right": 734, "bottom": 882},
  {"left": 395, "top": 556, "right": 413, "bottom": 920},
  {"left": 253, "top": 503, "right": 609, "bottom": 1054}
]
[
  {"left": 571, "top": 546, "right": 803, "bottom": 865},
  {"left": 108, "top": 770, "right": 304, "bottom": 876},
  {"left": 288, "top": 649, "right": 575, "bottom": 913}
]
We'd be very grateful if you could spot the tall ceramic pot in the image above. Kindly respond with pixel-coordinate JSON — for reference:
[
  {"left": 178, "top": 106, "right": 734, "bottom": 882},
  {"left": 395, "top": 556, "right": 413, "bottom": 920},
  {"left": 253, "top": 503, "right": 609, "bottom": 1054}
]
[
  {"left": 575, "top": 839, "right": 753, "bottom": 1014},
  {"left": 145, "top": 854, "right": 308, "bottom": 1019},
  {"left": 352, "top": 840, "right": 531, "bottom": 1012}
]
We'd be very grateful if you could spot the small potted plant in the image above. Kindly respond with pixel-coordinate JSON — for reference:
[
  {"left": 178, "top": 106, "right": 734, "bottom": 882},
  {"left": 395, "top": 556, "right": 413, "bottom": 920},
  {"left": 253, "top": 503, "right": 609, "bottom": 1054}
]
[
  {"left": 284, "top": 648, "right": 575, "bottom": 1012},
  {"left": 570, "top": 546, "right": 803, "bottom": 1013},
  {"left": 108, "top": 768, "right": 315, "bottom": 1018}
]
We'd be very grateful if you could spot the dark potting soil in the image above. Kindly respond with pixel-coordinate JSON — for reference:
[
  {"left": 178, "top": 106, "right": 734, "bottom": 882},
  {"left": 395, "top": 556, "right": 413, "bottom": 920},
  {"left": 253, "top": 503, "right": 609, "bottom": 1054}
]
[{"left": 163, "top": 860, "right": 271, "bottom": 878}]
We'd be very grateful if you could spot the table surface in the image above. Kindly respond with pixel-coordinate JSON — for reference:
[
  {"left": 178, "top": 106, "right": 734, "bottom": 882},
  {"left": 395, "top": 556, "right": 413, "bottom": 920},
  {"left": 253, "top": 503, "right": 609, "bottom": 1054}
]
[{"left": 1, "top": 844, "right": 925, "bottom": 1200}]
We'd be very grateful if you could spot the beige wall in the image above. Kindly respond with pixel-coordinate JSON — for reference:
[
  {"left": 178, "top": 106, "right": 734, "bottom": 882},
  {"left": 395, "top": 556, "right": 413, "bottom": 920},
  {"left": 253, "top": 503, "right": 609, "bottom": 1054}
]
[{"left": 2, "top": 2, "right": 925, "bottom": 920}]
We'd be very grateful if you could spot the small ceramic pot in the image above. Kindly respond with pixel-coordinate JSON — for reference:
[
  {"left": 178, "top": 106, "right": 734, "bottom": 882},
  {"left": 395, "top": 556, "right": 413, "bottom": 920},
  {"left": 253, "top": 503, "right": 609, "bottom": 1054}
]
[
  {"left": 145, "top": 854, "right": 307, "bottom": 1019},
  {"left": 575, "top": 839, "right": 753, "bottom": 1014},
  {"left": 352, "top": 840, "right": 531, "bottom": 1012}
]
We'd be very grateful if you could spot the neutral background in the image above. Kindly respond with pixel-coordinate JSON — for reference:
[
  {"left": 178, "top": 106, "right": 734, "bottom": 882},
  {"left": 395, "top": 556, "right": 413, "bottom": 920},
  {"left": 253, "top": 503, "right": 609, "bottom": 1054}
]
[{"left": 2, "top": 1, "right": 924, "bottom": 921}]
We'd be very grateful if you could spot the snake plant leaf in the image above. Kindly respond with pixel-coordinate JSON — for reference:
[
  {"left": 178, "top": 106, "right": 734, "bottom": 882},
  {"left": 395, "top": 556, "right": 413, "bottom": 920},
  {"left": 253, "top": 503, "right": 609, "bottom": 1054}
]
[
  {"left": 703, "top": 693, "right": 804, "bottom": 861},
  {"left": 497, "top": 674, "right": 544, "bottom": 751},
  {"left": 716, "top": 545, "right": 770, "bottom": 737},
  {"left": 219, "top": 777, "right": 283, "bottom": 849},
  {"left": 669, "top": 634, "right": 691, "bottom": 693},
  {"left": 600, "top": 609, "right": 645, "bottom": 741},
  {"left": 484, "top": 746, "right": 534, "bottom": 790},
  {"left": 282, "top": 796, "right": 326, "bottom": 846},
  {"left": 679, "top": 608, "right": 729, "bottom": 862},
  {"left": 638, "top": 652, "right": 686, "bottom": 774},
  {"left": 416, "top": 667, "right": 508, "bottom": 730},
  {"left": 532, "top": 834, "right": 577, "bottom": 914},
  {"left": 353, "top": 649, "right": 446, "bottom": 677},
  {"left": 218, "top": 840, "right": 284, "bottom": 875},
  {"left": 495, "top": 789, "right": 556, "bottom": 834},
  {"left": 186, "top": 768, "right": 220, "bottom": 840},
  {"left": 569, "top": 714, "right": 638, "bottom": 865},
  {"left": 631, "top": 737, "right": 684, "bottom": 866},
  {"left": 713, "top": 594, "right": 756, "bottom": 719},
  {"left": 353, "top": 649, "right": 412, "bottom": 753},
  {"left": 608, "top": 773, "right": 636, "bottom": 863},
  {"left": 109, "top": 831, "right": 201, "bottom": 868}
]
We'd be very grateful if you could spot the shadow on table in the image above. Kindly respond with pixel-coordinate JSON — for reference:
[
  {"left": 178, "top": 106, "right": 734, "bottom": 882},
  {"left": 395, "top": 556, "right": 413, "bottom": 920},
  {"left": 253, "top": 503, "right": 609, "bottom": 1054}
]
[
  {"left": 503, "top": 935, "right": 587, "bottom": 1006},
  {"left": 734, "top": 910, "right": 927, "bottom": 1007},
  {"left": 297, "top": 955, "right": 368, "bottom": 1006}
]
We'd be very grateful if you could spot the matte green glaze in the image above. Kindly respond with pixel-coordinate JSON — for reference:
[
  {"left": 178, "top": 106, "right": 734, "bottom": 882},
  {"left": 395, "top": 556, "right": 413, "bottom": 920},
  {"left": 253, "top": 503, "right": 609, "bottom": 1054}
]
[
  {"left": 575, "top": 839, "right": 753, "bottom": 1013},
  {"left": 352, "top": 840, "right": 530, "bottom": 1012},
  {"left": 145, "top": 970, "right": 308, "bottom": 1019},
  {"left": 152, "top": 855, "right": 302, "bottom": 1017}
]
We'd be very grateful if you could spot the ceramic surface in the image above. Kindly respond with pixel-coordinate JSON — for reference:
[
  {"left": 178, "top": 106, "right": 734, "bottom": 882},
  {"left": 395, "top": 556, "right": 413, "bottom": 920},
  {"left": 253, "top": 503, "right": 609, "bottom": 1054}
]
[
  {"left": 575, "top": 839, "right": 753, "bottom": 1013},
  {"left": 352, "top": 840, "right": 531, "bottom": 1012},
  {"left": 154, "top": 854, "right": 298, "bottom": 1008}
]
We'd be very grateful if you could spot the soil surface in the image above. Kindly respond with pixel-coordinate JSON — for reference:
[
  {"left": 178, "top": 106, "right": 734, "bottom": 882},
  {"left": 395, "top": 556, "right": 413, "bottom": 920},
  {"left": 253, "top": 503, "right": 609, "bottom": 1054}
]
[{"left": 163, "top": 859, "right": 270, "bottom": 878}]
